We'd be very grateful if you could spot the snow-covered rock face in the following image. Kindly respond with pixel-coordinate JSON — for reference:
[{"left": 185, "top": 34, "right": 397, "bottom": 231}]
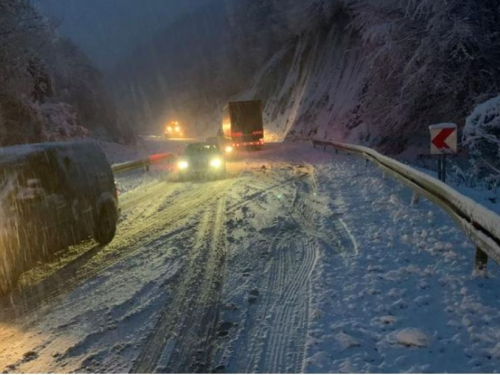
[
  {"left": 230, "top": 0, "right": 500, "bottom": 152},
  {"left": 236, "top": 19, "right": 367, "bottom": 144}
]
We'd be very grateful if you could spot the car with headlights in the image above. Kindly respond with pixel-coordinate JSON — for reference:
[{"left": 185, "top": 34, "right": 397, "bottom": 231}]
[
  {"left": 0, "top": 141, "right": 119, "bottom": 294},
  {"left": 177, "top": 142, "right": 226, "bottom": 180}
]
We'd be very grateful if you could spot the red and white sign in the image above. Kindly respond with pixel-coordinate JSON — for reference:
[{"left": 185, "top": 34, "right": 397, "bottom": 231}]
[{"left": 429, "top": 123, "right": 457, "bottom": 154}]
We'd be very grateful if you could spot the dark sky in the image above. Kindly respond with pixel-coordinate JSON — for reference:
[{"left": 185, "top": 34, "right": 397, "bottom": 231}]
[{"left": 34, "top": 0, "right": 212, "bottom": 70}]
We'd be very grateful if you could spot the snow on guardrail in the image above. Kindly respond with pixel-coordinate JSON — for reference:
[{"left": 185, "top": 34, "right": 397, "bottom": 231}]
[
  {"left": 313, "top": 139, "right": 500, "bottom": 272},
  {"left": 111, "top": 152, "right": 174, "bottom": 174}
]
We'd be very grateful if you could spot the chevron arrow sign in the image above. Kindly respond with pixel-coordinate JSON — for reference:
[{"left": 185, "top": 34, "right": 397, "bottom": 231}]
[{"left": 429, "top": 123, "right": 457, "bottom": 154}]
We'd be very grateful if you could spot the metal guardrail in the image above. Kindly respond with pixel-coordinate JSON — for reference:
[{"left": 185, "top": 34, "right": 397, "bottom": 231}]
[
  {"left": 111, "top": 152, "right": 174, "bottom": 174},
  {"left": 313, "top": 139, "right": 500, "bottom": 273}
]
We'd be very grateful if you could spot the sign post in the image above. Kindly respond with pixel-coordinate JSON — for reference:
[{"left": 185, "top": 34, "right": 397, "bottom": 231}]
[{"left": 429, "top": 123, "right": 457, "bottom": 183}]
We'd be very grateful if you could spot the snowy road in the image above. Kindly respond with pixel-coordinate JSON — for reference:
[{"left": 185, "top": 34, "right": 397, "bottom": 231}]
[{"left": 1, "top": 142, "right": 500, "bottom": 373}]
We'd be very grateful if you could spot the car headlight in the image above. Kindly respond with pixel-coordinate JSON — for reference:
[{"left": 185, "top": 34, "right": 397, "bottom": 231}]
[
  {"left": 178, "top": 160, "right": 188, "bottom": 169},
  {"left": 210, "top": 158, "right": 222, "bottom": 168},
  {"left": 175, "top": 126, "right": 180, "bottom": 132},
  {"left": 167, "top": 126, "right": 172, "bottom": 132},
  {"left": 225, "top": 146, "right": 233, "bottom": 153}
]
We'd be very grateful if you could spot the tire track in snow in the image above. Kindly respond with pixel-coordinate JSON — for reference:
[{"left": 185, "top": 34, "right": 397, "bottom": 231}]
[
  {"left": 131, "top": 193, "right": 228, "bottom": 373},
  {"left": 119, "top": 178, "right": 180, "bottom": 212},
  {"left": 273, "top": 235, "right": 317, "bottom": 372},
  {"left": 243, "top": 229, "right": 318, "bottom": 373},
  {"left": 118, "top": 180, "right": 183, "bottom": 227},
  {"left": 224, "top": 173, "right": 317, "bottom": 373},
  {"left": 218, "top": 165, "right": 355, "bottom": 373},
  {"left": 165, "top": 194, "right": 227, "bottom": 373}
]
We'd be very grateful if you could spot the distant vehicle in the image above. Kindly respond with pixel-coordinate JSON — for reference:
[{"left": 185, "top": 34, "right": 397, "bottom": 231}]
[
  {"left": 164, "top": 120, "right": 184, "bottom": 138},
  {"left": 177, "top": 142, "right": 226, "bottom": 180},
  {"left": 0, "top": 141, "right": 119, "bottom": 294},
  {"left": 222, "top": 100, "right": 264, "bottom": 150}
]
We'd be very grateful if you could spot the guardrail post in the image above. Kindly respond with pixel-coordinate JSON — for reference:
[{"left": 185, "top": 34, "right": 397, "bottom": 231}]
[
  {"left": 323, "top": 145, "right": 326, "bottom": 151},
  {"left": 474, "top": 247, "right": 488, "bottom": 273},
  {"left": 442, "top": 155, "right": 447, "bottom": 183},
  {"left": 437, "top": 155, "right": 447, "bottom": 182},
  {"left": 437, "top": 156, "right": 442, "bottom": 181}
]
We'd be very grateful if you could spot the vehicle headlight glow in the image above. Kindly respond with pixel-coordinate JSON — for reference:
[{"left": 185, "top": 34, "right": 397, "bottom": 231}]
[
  {"left": 175, "top": 126, "right": 180, "bottom": 132},
  {"left": 210, "top": 158, "right": 222, "bottom": 168},
  {"left": 178, "top": 160, "right": 188, "bottom": 169},
  {"left": 167, "top": 126, "right": 172, "bottom": 132},
  {"left": 225, "top": 146, "right": 233, "bottom": 153}
]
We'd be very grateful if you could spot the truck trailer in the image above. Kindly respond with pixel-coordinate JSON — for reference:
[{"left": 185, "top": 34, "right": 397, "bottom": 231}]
[{"left": 222, "top": 100, "right": 264, "bottom": 149}]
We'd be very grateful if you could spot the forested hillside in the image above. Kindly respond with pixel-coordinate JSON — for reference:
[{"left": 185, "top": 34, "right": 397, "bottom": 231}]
[
  {"left": 0, "top": 0, "right": 126, "bottom": 147},
  {"left": 341, "top": 0, "right": 500, "bottom": 150},
  {"left": 112, "top": 0, "right": 500, "bottom": 151}
]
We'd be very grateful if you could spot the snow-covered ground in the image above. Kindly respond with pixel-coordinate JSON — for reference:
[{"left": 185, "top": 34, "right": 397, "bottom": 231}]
[
  {"left": 0, "top": 142, "right": 499, "bottom": 373},
  {"left": 211, "top": 144, "right": 500, "bottom": 373},
  {"left": 303, "top": 148, "right": 500, "bottom": 373}
]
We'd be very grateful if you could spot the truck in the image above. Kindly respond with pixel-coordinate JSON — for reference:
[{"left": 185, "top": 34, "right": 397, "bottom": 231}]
[
  {"left": 164, "top": 120, "right": 184, "bottom": 139},
  {"left": 222, "top": 100, "right": 264, "bottom": 150}
]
